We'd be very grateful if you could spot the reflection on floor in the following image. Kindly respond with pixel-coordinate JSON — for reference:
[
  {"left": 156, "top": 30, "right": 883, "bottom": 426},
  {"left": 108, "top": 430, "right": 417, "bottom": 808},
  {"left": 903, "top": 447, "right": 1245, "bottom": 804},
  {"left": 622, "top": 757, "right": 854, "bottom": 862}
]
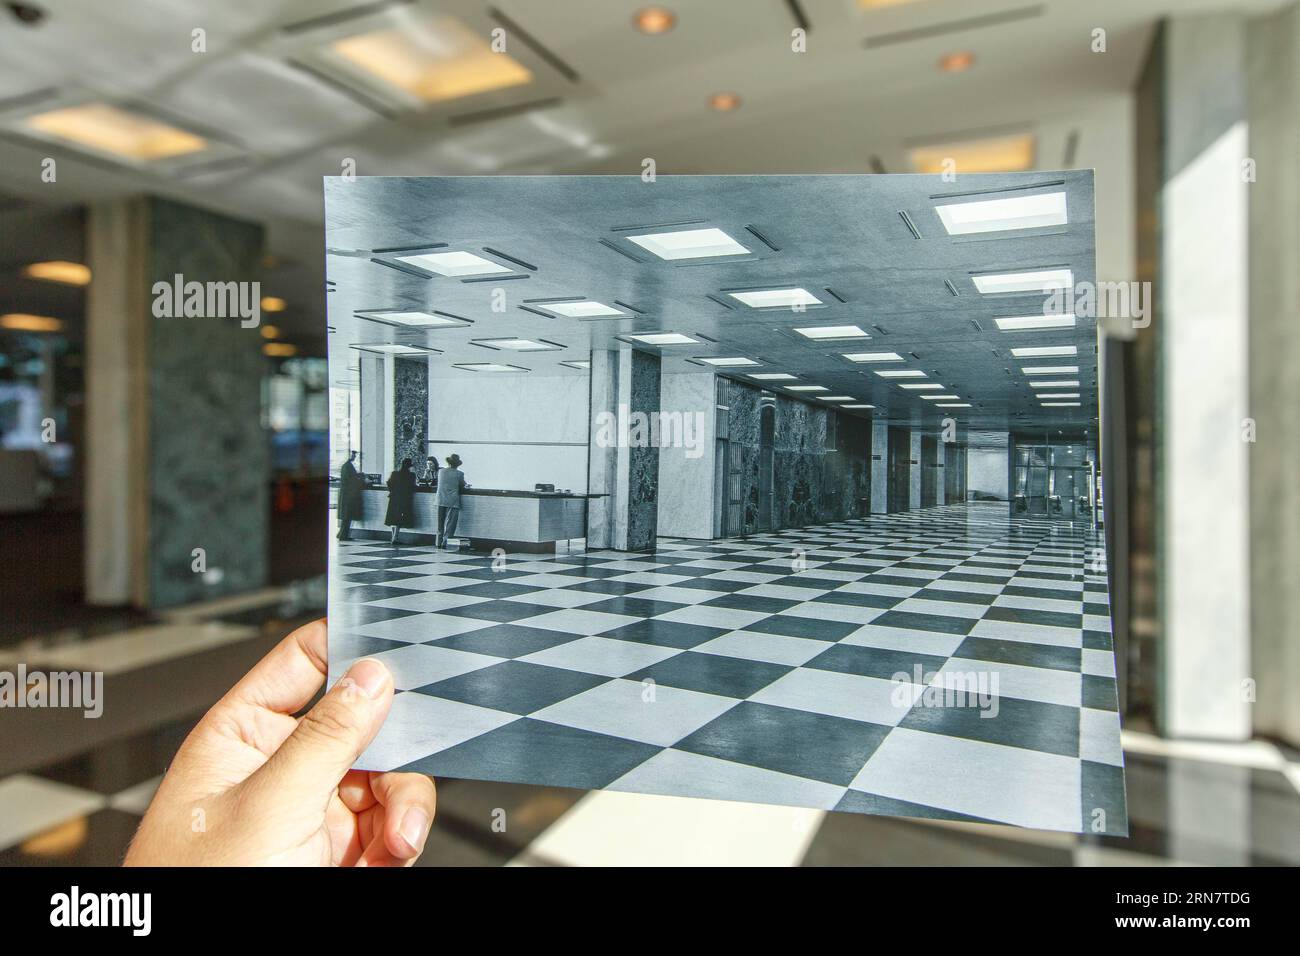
[
  {"left": 329, "top": 503, "right": 1124, "bottom": 833},
  {"left": 3, "top": 503, "right": 1297, "bottom": 865}
]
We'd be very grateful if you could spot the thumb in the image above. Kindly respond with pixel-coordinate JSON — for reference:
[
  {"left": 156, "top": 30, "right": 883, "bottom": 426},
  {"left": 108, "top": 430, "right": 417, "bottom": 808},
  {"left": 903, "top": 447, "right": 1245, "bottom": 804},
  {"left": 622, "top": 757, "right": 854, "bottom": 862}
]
[{"left": 245, "top": 658, "right": 394, "bottom": 809}]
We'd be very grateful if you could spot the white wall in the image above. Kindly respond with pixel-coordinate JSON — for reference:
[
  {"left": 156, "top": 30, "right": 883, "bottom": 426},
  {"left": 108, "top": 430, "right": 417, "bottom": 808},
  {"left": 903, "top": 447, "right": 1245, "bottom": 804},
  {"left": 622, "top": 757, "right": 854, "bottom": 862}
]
[
  {"left": 428, "top": 373, "right": 589, "bottom": 492},
  {"left": 967, "top": 432, "right": 1009, "bottom": 500},
  {"left": 657, "top": 371, "right": 715, "bottom": 538}
]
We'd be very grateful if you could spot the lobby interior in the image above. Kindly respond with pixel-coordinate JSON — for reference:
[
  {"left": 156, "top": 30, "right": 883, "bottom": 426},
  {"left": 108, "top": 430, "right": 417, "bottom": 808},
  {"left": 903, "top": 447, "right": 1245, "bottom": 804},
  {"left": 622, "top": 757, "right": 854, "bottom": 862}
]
[{"left": 1, "top": 0, "right": 1298, "bottom": 866}]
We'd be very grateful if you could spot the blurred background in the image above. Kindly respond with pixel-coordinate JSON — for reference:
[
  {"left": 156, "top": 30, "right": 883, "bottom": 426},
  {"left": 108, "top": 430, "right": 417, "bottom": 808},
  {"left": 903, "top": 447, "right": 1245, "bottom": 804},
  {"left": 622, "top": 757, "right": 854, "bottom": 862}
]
[{"left": 0, "top": 0, "right": 1296, "bottom": 865}]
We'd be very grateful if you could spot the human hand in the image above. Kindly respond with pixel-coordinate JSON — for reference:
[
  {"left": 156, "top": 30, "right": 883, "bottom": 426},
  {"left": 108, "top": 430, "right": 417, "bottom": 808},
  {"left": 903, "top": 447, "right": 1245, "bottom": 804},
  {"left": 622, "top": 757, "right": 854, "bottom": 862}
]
[{"left": 124, "top": 619, "right": 435, "bottom": 866}]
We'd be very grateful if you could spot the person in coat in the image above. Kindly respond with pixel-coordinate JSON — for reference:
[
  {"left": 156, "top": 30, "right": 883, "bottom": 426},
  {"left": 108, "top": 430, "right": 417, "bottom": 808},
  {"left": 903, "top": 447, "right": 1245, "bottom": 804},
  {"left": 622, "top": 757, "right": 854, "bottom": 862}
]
[
  {"left": 384, "top": 458, "right": 416, "bottom": 545},
  {"left": 337, "top": 451, "right": 363, "bottom": 541}
]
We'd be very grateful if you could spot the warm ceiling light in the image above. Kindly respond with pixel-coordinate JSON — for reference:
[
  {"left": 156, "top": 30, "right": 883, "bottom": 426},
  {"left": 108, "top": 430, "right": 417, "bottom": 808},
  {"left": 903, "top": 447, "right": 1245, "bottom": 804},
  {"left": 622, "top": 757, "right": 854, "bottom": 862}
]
[
  {"left": 356, "top": 310, "right": 470, "bottom": 328},
  {"left": 709, "top": 92, "right": 742, "bottom": 112},
  {"left": 25, "top": 103, "right": 207, "bottom": 161},
  {"left": 843, "top": 351, "right": 903, "bottom": 362},
  {"left": 1, "top": 313, "right": 62, "bottom": 333},
  {"left": 473, "top": 338, "right": 562, "bottom": 351},
  {"left": 454, "top": 362, "right": 528, "bottom": 372},
  {"left": 329, "top": 19, "right": 532, "bottom": 104},
  {"left": 23, "top": 261, "right": 91, "bottom": 286},
  {"left": 1029, "top": 380, "right": 1081, "bottom": 388},
  {"left": 994, "top": 314, "right": 1076, "bottom": 331},
  {"left": 260, "top": 325, "right": 281, "bottom": 340},
  {"left": 875, "top": 369, "right": 926, "bottom": 379},
  {"left": 938, "top": 51, "right": 975, "bottom": 73},
  {"left": 263, "top": 342, "right": 297, "bottom": 357},
  {"left": 729, "top": 288, "right": 821, "bottom": 309},
  {"left": 1011, "top": 345, "right": 1077, "bottom": 358},
  {"left": 794, "top": 325, "right": 869, "bottom": 340},
  {"left": 935, "top": 192, "right": 1067, "bottom": 236},
  {"left": 786, "top": 385, "right": 828, "bottom": 392},
  {"left": 697, "top": 356, "right": 760, "bottom": 366},
  {"left": 261, "top": 296, "right": 287, "bottom": 312},
  {"left": 628, "top": 227, "right": 749, "bottom": 261},
  {"left": 396, "top": 251, "right": 512, "bottom": 276},
  {"left": 911, "top": 133, "right": 1035, "bottom": 175},
  {"left": 627, "top": 332, "right": 698, "bottom": 345},
  {"left": 634, "top": 7, "right": 676, "bottom": 34},
  {"left": 899, "top": 383, "right": 943, "bottom": 390},
  {"left": 749, "top": 373, "right": 797, "bottom": 381},
  {"left": 545, "top": 300, "right": 626, "bottom": 318},
  {"left": 1021, "top": 365, "right": 1078, "bottom": 375},
  {"left": 975, "top": 269, "right": 1073, "bottom": 295}
]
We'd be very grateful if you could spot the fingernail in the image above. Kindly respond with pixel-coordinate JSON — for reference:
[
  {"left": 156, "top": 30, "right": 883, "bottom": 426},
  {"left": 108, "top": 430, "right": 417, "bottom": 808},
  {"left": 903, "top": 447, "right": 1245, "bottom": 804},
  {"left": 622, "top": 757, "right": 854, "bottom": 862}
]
[
  {"left": 344, "top": 658, "right": 389, "bottom": 700},
  {"left": 399, "top": 806, "right": 430, "bottom": 852}
]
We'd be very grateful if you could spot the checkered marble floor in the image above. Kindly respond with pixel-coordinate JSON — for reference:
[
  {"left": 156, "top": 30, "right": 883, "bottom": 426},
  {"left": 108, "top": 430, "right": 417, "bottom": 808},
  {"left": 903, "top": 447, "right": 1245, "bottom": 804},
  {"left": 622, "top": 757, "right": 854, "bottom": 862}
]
[{"left": 328, "top": 502, "right": 1127, "bottom": 834}]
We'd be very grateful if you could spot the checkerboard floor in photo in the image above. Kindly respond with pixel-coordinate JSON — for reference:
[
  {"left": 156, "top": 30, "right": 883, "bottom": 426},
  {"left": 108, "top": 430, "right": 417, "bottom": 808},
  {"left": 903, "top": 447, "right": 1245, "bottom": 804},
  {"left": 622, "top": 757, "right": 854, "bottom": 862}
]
[{"left": 328, "top": 502, "right": 1127, "bottom": 834}]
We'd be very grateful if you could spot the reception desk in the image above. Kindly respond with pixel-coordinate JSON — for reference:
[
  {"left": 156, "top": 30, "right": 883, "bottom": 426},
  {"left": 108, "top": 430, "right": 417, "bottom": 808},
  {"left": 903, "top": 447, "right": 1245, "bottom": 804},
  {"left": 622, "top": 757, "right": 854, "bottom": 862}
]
[{"left": 349, "top": 486, "right": 593, "bottom": 550}]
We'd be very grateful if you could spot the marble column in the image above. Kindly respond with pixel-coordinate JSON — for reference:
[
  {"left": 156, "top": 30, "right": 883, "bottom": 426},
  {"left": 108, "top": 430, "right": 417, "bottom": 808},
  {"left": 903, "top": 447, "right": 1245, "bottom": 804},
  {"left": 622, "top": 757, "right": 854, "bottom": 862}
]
[
  {"left": 392, "top": 355, "right": 429, "bottom": 471},
  {"left": 587, "top": 348, "right": 660, "bottom": 551},
  {"left": 908, "top": 430, "right": 921, "bottom": 511},
  {"left": 870, "top": 420, "right": 888, "bottom": 514},
  {"left": 358, "top": 353, "right": 385, "bottom": 478},
  {"left": 85, "top": 196, "right": 268, "bottom": 608},
  {"left": 657, "top": 370, "right": 715, "bottom": 539}
]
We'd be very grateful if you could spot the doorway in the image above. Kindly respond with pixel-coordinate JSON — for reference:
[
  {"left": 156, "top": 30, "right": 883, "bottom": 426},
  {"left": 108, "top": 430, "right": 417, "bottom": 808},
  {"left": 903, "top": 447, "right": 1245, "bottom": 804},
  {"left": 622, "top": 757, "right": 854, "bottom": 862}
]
[
  {"left": 920, "top": 435, "right": 939, "bottom": 507},
  {"left": 886, "top": 426, "right": 911, "bottom": 513},
  {"left": 758, "top": 403, "right": 775, "bottom": 531}
]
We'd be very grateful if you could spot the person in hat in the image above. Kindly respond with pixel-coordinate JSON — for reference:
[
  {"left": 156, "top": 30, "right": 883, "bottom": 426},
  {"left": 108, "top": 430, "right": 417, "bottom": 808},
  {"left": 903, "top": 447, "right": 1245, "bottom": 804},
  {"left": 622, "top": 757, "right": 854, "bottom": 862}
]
[
  {"left": 384, "top": 458, "right": 416, "bottom": 545},
  {"left": 435, "top": 453, "right": 468, "bottom": 550}
]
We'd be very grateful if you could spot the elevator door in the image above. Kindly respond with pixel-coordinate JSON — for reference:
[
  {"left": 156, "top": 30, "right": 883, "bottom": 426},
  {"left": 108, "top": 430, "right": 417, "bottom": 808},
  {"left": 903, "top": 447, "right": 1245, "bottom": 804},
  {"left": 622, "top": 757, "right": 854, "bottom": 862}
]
[
  {"left": 886, "top": 427, "right": 911, "bottom": 513},
  {"left": 920, "top": 436, "right": 939, "bottom": 507},
  {"left": 758, "top": 404, "right": 775, "bottom": 531}
]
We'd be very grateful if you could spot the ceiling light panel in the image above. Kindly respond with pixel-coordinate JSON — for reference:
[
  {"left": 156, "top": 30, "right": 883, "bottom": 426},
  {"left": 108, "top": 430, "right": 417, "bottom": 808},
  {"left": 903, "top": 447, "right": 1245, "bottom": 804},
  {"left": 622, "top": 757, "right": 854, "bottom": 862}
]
[
  {"left": 23, "top": 261, "right": 91, "bottom": 286},
  {"left": 994, "top": 314, "right": 1077, "bottom": 331},
  {"left": 544, "top": 300, "right": 629, "bottom": 319},
  {"left": 355, "top": 310, "right": 471, "bottom": 328},
  {"left": 625, "top": 332, "right": 699, "bottom": 345},
  {"left": 1021, "top": 365, "right": 1079, "bottom": 375},
  {"left": 472, "top": 338, "right": 563, "bottom": 351},
  {"left": 728, "top": 287, "right": 823, "bottom": 309},
  {"left": 627, "top": 227, "right": 750, "bottom": 261},
  {"left": 749, "top": 373, "right": 797, "bottom": 381},
  {"left": 935, "top": 192, "right": 1067, "bottom": 236},
  {"left": 1029, "top": 380, "right": 1081, "bottom": 388},
  {"left": 695, "top": 357, "right": 761, "bottom": 367},
  {"left": 920, "top": 394, "right": 961, "bottom": 400},
  {"left": 1011, "top": 345, "right": 1078, "bottom": 358},
  {"left": 397, "top": 251, "right": 513, "bottom": 276},
  {"left": 899, "top": 383, "right": 944, "bottom": 390},
  {"left": 453, "top": 363, "right": 529, "bottom": 372},
  {"left": 875, "top": 369, "right": 926, "bottom": 379},
  {"left": 786, "top": 385, "right": 828, "bottom": 392},
  {"left": 1041, "top": 402, "right": 1082, "bottom": 407},
  {"left": 973, "top": 269, "right": 1074, "bottom": 295},
  {"left": 794, "top": 325, "right": 869, "bottom": 340},
  {"left": 841, "top": 404, "right": 875, "bottom": 409},
  {"left": 843, "top": 351, "right": 903, "bottom": 362},
  {"left": 911, "top": 133, "right": 1035, "bottom": 175},
  {"left": 936, "top": 403, "right": 971, "bottom": 408},
  {"left": 351, "top": 343, "right": 440, "bottom": 355}
]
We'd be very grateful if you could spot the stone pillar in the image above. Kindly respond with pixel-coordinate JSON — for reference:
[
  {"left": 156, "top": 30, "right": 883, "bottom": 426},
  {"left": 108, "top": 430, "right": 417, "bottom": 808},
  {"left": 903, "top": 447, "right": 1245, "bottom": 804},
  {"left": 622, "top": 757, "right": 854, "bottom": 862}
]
[
  {"left": 1246, "top": 1, "right": 1300, "bottom": 744},
  {"left": 358, "top": 353, "right": 385, "bottom": 478},
  {"left": 657, "top": 370, "right": 715, "bottom": 539},
  {"left": 85, "top": 196, "right": 268, "bottom": 608},
  {"left": 869, "top": 419, "right": 888, "bottom": 514},
  {"left": 587, "top": 348, "right": 661, "bottom": 551},
  {"left": 1140, "top": 17, "right": 1251, "bottom": 739},
  {"left": 908, "top": 430, "right": 921, "bottom": 511},
  {"left": 392, "top": 354, "right": 429, "bottom": 472}
]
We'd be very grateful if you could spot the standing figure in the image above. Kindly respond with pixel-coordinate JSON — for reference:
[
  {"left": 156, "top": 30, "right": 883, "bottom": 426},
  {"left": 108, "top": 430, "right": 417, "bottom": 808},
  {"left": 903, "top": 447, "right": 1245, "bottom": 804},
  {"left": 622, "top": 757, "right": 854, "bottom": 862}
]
[
  {"left": 435, "top": 453, "right": 468, "bottom": 551},
  {"left": 384, "top": 458, "right": 416, "bottom": 546},
  {"left": 337, "top": 451, "right": 363, "bottom": 541}
]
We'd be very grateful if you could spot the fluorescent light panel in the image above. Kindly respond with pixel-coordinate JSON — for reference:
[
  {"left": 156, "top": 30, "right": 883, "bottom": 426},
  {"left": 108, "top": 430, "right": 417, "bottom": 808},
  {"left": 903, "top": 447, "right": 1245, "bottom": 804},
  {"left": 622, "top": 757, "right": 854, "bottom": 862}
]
[
  {"left": 1011, "top": 345, "right": 1078, "bottom": 358},
  {"left": 995, "top": 314, "right": 1076, "bottom": 331},
  {"left": 626, "top": 332, "right": 698, "bottom": 345},
  {"left": 841, "top": 404, "right": 874, "bottom": 409},
  {"left": 875, "top": 369, "right": 926, "bottom": 379},
  {"left": 473, "top": 338, "right": 561, "bottom": 351},
  {"left": 352, "top": 343, "right": 437, "bottom": 355},
  {"left": 696, "top": 356, "right": 760, "bottom": 367},
  {"left": 974, "top": 269, "right": 1073, "bottom": 295},
  {"left": 935, "top": 192, "right": 1067, "bottom": 236},
  {"left": 843, "top": 351, "right": 903, "bottom": 362},
  {"left": 25, "top": 103, "right": 207, "bottom": 161},
  {"left": 936, "top": 403, "right": 971, "bottom": 408},
  {"left": 794, "top": 325, "right": 869, "bottom": 340},
  {"left": 749, "top": 373, "right": 797, "bottom": 381},
  {"left": 920, "top": 394, "right": 960, "bottom": 400},
  {"left": 1021, "top": 365, "right": 1079, "bottom": 375},
  {"left": 454, "top": 362, "right": 528, "bottom": 372},
  {"left": 728, "top": 287, "right": 822, "bottom": 309},
  {"left": 786, "top": 385, "right": 828, "bottom": 392},
  {"left": 820, "top": 396, "right": 856, "bottom": 402},
  {"left": 357, "top": 310, "right": 468, "bottom": 328},
  {"left": 396, "top": 251, "right": 511, "bottom": 276},
  {"left": 899, "top": 384, "right": 943, "bottom": 391},
  {"left": 1041, "top": 402, "right": 1081, "bottom": 407},
  {"left": 627, "top": 227, "right": 749, "bottom": 261},
  {"left": 1029, "top": 380, "right": 1081, "bottom": 388},
  {"left": 546, "top": 300, "right": 626, "bottom": 318}
]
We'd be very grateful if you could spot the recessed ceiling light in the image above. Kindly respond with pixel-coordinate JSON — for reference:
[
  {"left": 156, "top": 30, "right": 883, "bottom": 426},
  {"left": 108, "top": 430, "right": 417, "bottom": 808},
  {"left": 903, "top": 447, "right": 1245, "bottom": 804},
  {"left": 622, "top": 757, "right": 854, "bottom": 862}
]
[
  {"left": 938, "top": 51, "right": 975, "bottom": 73},
  {"left": 22, "top": 261, "right": 91, "bottom": 286},
  {"left": 395, "top": 251, "right": 512, "bottom": 276},
  {"left": 626, "top": 332, "right": 699, "bottom": 345},
  {"left": 545, "top": 300, "right": 627, "bottom": 318},
  {"left": 794, "top": 325, "right": 869, "bottom": 340},
  {"left": 261, "top": 297, "right": 287, "bottom": 312},
  {"left": 1028, "top": 380, "right": 1081, "bottom": 389},
  {"left": 1041, "top": 402, "right": 1081, "bottom": 407},
  {"left": 264, "top": 342, "right": 297, "bottom": 357},
  {"left": 356, "top": 310, "right": 470, "bottom": 328},
  {"left": 728, "top": 287, "right": 822, "bottom": 309},
  {"left": 995, "top": 314, "right": 1077, "bottom": 331},
  {"left": 843, "top": 351, "right": 903, "bottom": 362},
  {"left": 560, "top": 360, "right": 590, "bottom": 370},
  {"left": 628, "top": 227, "right": 749, "bottom": 261},
  {"left": 1021, "top": 365, "right": 1079, "bottom": 375},
  {"left": 935, "top": 403, "right": 971, "bottom": 408},
  {"left": 472, "top": 338, "right": 563, "bottom": 351},
  {"left": 820, "top": 396, "right": 856, "bottom": 402},
  {"left": 875, "top": 369, "right": 926, "bottom": 379},
  {"left": 260, "top": 325, "right": 281, "bottom": 340},
  {"left": 900, "top": 384, "right": 944, "bottom": 391},
  {"left": 935, "top": 192, "right": 1067, "bottom": 235},
  {"left": 1, "top": 313, "right": 62, "bottom": 333},
  {"left": 749, "top": 373, "right": 797, "bottom": 381},
  {"left": 453, "top": 362, "right": 529, "bottom": 372},
  {"left": 709, "top": 92, "right": 741, "bottom": 112},
  {"left": 911, "top": 133, "right": 1035, "bottom": 175},
  {"left": 974, "top": 269, "right": 1074, "bottom": 295},
  {"left": 920, "top": 394, "right": 961, "bottom": 400},
  {"left": 841, "top": 404, "right": 875, "bottom": 409},
  {"left": 351, "top": 343, "right": 439, "bottom": 355},
  {"left": 328, "top": 18, "right": 532, "bottom": 104},
  {"left": 25, "top": 103, "right": 207, "bottom": 161},
  {"left": 1040, "top": 392, "right": 1080, "bottom": 399},
  {"left": 786, "top": 385, "right": 828, "bottom": 392},
  {"left": 633, "top": 7, "right": 676, "bottom": 34},
  {"left": 1011, "top": 345, "right": 1078, "bottom": 358},
  {"left": 696, "top": 356, "right": 760, "bottom": 366}
]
